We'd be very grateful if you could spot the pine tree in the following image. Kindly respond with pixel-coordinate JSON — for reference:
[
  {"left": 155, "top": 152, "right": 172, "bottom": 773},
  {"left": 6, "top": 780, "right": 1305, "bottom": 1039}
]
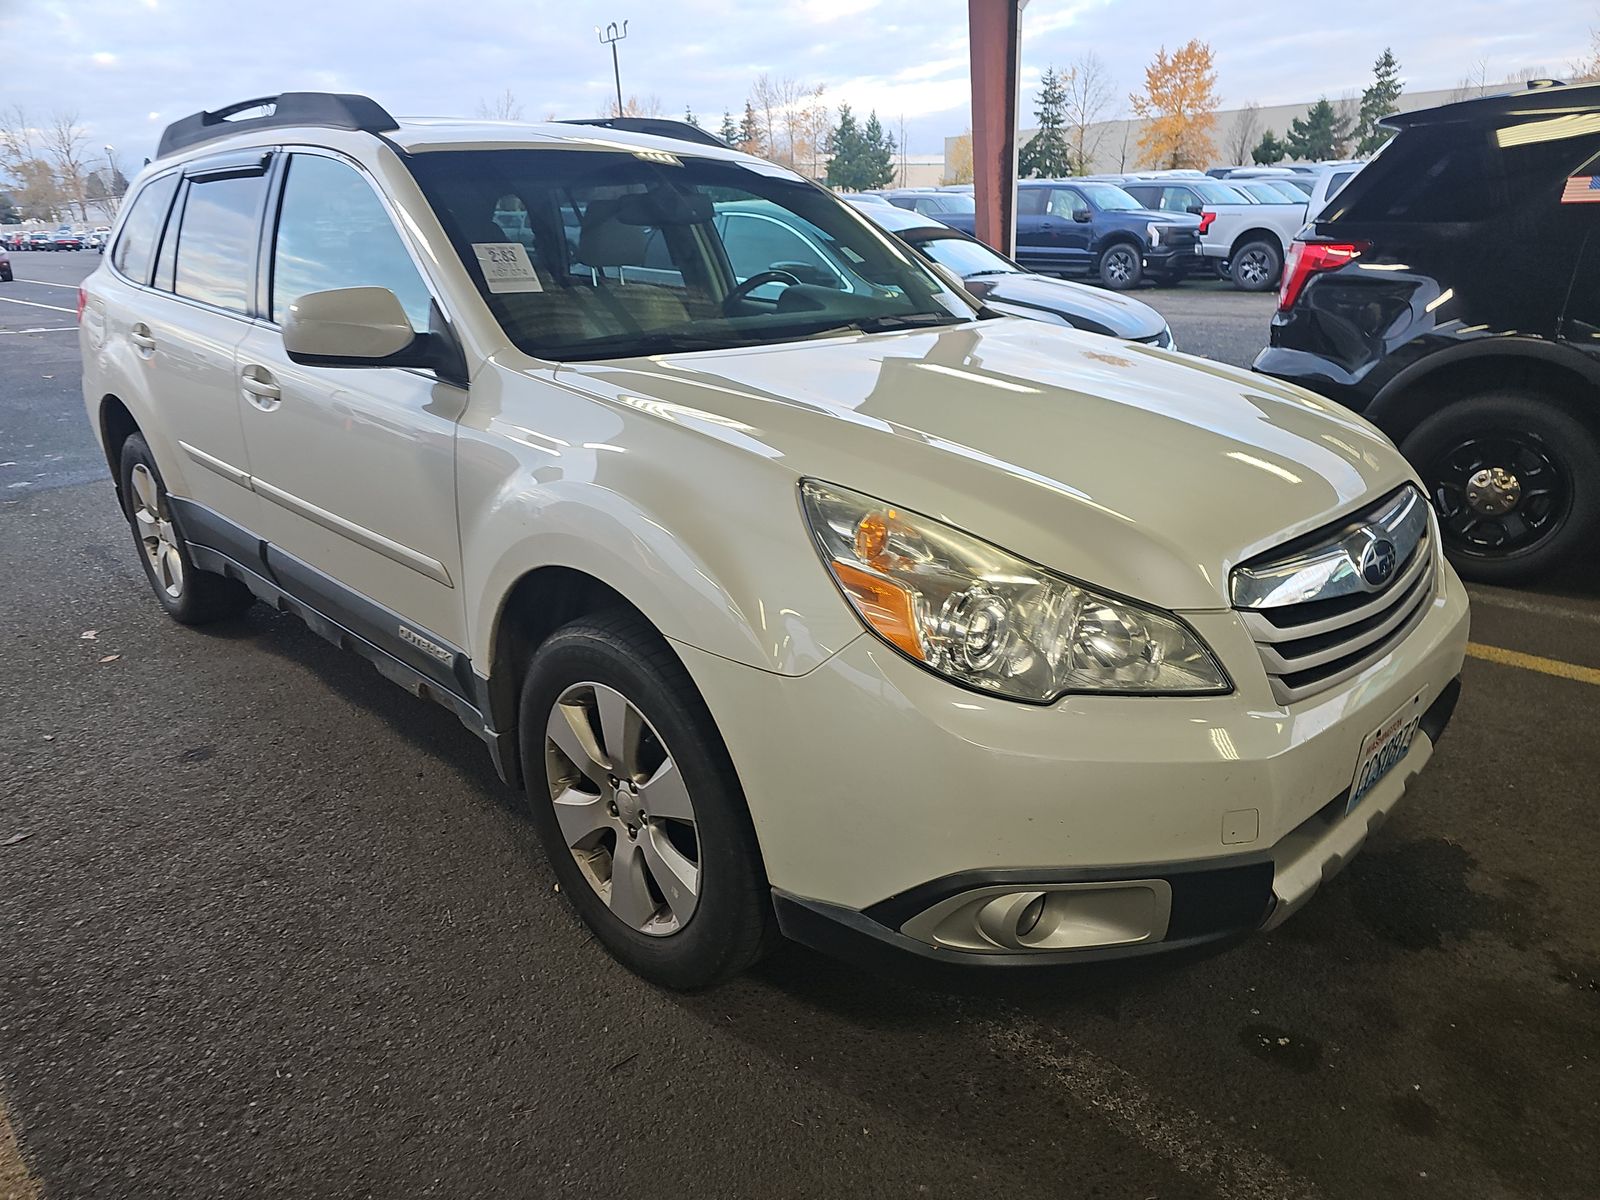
[
  {"left": 1252, "top": 129, "right": 1287, "bottom": 165},
  {"left": 826, "top": 104, "right": 866, "bottom": 189},
  {"left": 718, "top": 110, "right": 738, "bottom": 146},
  {"left": 737, "top": 101, "right": 765, "bottom": 157},
  {"left": 861, "top": 111, "right": 897, "bottom": 189},
  {"left": 684, "top": 106, "right": 702, "bottom": 129},
  {"left": 1354, "top": 49, "right": 1402, "bottom": 156},
  {"left": 1018, "top": 65, "right": 1073, "bottom": 178},
  {"left": 1285, "top": 98, "right": 1349, "bottom": 161}
]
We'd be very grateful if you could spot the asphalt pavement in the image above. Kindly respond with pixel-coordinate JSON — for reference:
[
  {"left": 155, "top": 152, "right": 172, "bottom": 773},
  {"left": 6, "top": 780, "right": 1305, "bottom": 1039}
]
[{"left": 2, "top": 251, "right": 1598, "bottom": 1200}]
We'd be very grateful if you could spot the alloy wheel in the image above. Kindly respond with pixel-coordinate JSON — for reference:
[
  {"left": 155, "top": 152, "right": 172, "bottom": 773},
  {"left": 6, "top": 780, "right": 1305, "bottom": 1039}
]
[
  {"left": 1104, "top": 248, "right": 1136, "bottom": 285},
  {"left": 1424, "top": 432, "right": 1571, "bottom": 559},
  {"left": 1236, "top": 247, "right": 1273, "bottom": 287},
  {"left": 544, "top": 681, "right": 701, "bottom": 936},
  {"left": 129, "top": 463, "right": 184, "bottom": 598}
]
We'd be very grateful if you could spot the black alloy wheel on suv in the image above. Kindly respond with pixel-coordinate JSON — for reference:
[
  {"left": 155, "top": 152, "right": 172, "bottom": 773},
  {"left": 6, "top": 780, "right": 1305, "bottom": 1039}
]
[{"left": 1255, "top": 80, "right": 1600, "bottom": 583}]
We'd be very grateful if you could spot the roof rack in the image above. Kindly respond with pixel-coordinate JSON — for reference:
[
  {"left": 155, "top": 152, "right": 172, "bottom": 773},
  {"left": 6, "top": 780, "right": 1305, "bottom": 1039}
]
[
  {"left": 157, "top": 92, "right": 399, "bottom": 159},
  {"left": 560, "top": 117, "right": 729, "bottom": 150}
]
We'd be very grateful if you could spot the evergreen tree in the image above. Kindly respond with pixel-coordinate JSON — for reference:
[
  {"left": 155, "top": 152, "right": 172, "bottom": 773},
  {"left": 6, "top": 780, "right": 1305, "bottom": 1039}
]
[
  {"left": 684, "top": 106, "right": 702, "bottom": 129},
  {"left": 1285, "top": 98, "right": 1349, "bottom": 161},
  {"left": 718, "top": 110, "right": 739, "bottom": 146},
  {"left": 1354, "top": 48, "right": 1403, "bottom": 156},
  {"left": 737, "top": 101, "right": 765, "bottom": 157},
  {"left": 860, "top": 111, "right": 897, "bottom": 189},
  {"left": 1018, "top": 65, "right": 1072, "bottom": 177},
  {"left": 826, "top": 104, "right": 867, "bottom": 189},
  {"left": 1251, "top": 129, "right": 1287, "bottom": 165}
]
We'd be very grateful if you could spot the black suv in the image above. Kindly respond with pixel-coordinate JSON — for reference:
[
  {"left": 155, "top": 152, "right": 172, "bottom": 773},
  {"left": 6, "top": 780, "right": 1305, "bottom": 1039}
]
[
  {"left": 941, "top": 180, "right": 1200, "bottom": 290},
  {"left": 1256, "top": 81, "right": 1600, "bottom": 582}
]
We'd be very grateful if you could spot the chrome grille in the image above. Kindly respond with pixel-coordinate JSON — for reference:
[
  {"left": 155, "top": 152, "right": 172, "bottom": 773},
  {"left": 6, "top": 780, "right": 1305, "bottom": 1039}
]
[{"left": 1232, "top": 486, "right": 1437, "bottom": 704}]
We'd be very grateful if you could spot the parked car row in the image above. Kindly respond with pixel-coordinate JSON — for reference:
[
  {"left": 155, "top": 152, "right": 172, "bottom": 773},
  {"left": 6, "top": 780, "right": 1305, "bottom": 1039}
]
[{"left": 1, "top": 227, "right": 108, "bottom": 251}]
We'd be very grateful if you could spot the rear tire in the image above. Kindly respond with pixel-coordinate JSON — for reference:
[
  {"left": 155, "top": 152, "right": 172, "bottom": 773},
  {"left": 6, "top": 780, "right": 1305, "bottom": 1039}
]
[
  {"left": 118, "top": 433, "right": 254, "bottom": 624},
  {"left": 1229, "top": 240, "right": 1282, "bottom": 292},
  {"left": 518, "top": 611, "right": 775, "bottom": 989},
  {"left": 1400, "top": 391, "right": 1600, "bottom": 583},
  {"left": 1097, "top": 243, "right": 1143, "bottom": 290}
]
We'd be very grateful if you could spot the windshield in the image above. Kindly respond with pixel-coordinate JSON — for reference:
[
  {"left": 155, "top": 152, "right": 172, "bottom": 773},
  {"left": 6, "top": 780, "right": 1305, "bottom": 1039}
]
[
  {"left": 405, "top": 148, "right": 975, "bottom": 361},
  {"left": 1077, "top": 183, "right": 1142, "bottom": 211},
  {"left": 1192, "top": 181, "right": 1250, "bottom": 204},
  {"left": 914, "top": 233, "right": 1017, "bottom": 277}
]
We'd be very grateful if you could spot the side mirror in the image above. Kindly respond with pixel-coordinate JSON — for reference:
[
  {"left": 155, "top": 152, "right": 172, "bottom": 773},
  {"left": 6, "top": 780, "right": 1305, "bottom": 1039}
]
[
  {"left": 1186, "top": 204, "right": 1204, "bottom": 216},
  {"left": 283, "top": 287, "right": 468, "bottom": 387},
  {"left": 283, "top": 287, "right": 421, "bottom": 367},
  {"left": 1072, "top": 209, "right": 1093, "bottom": 223}
]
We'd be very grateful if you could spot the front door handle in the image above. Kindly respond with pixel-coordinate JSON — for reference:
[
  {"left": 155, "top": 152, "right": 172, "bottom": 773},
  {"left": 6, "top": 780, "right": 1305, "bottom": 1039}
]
[{"left": 240, "top": 367, "right": 281, "bottom": 411}]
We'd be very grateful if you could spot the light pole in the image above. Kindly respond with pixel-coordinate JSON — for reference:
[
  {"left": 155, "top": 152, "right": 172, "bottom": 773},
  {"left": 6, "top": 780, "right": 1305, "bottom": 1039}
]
[
  {"left": 103, "top": 144, "right": 120, "bottom": 219},
  {"left": 596, "top": 20, "right": 628, "bottom": 117}
]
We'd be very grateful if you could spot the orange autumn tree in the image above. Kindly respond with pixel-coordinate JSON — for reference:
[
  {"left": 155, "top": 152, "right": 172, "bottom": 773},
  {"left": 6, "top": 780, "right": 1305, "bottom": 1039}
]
[{"left": 1130, "top": 40, "right": 1220, "bottom": 169}]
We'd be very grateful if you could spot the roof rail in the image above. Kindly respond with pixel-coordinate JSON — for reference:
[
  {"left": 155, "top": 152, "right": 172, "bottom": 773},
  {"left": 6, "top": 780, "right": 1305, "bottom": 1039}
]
[
  {"left": 560, "top": 117, "right": 729, "bottom": 150},
  {"left": 157, "top": 92, "right": 399, "bottom": 158}
]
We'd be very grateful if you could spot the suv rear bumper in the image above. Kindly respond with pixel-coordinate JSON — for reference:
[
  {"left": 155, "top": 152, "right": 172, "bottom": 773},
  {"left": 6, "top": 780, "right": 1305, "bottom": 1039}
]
[{"left": 1253, "top": 344, "right": 1371, "bottom": 411}]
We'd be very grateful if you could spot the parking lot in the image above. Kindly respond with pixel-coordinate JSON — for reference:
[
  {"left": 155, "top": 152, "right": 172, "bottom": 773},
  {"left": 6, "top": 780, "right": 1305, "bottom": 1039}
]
[{"left": 2, "top": 249, "right": 1598, "bottom": 1199}]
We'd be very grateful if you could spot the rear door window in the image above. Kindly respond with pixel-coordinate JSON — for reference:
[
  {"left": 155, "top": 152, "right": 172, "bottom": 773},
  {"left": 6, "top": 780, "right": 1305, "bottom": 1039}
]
[
  {"left": 1047, "top": 188, "right": 1088, "bottom": 219},
  {"left": 173, "top": 173, "right": 267, "bottom": 312},
  {"left": 111, "top": 174, "right": 179, "bottom": 284}
]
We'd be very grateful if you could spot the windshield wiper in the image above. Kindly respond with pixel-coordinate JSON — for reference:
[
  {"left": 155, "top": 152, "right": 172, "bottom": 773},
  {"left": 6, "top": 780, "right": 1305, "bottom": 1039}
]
[{"left": 814, "top": 312, "right": 968, "bottom": 336}]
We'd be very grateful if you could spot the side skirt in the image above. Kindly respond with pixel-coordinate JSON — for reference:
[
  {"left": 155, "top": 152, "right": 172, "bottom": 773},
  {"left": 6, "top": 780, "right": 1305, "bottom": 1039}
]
[{"left": 170, "top": 496, "right": 519, "bottom": 786}]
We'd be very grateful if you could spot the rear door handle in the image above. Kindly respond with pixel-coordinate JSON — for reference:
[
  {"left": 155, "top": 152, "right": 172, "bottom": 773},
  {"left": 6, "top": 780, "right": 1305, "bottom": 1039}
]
[
  {"left": 240, "top": 367, "right": 281, "bottom": 410},
  {"left": 129, "top": 324, "right": 156, "bottom": 353}
]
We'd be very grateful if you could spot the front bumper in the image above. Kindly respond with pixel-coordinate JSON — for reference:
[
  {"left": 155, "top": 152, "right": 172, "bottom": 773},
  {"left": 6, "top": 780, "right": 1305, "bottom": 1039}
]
[{"left": 674, "top": 563, "right": 1468, "bottom": 971}]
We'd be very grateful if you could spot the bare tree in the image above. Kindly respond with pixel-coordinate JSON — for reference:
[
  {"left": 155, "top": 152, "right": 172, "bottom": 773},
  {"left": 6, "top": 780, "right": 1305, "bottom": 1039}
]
[
  {"left": 1062, "top": 51, "right": 1114, "bottom": 174},
  {"left": 476, "top": 89, "right": 525, "bottom": 121},
  {"left": 1116, "top": 115, "right": 1135, "bottom": 171},
  {"left": 1225, "top": 102, "right": 1262, "bottom": 165},
  {"left": 616, "top": 95, "right": 663, "bottom": 118},
  {"left": 1448, "top": 59, "right": 1492, "bottom": 102},
  {"left": 750, "top": 74, "right": 783, "bottom": 162},
  {"left": 43, "top": 110, "right": 92, "bottom": 223},
  {"left": 1333, "top": 92, "right": 1361, "bottom": 156}
]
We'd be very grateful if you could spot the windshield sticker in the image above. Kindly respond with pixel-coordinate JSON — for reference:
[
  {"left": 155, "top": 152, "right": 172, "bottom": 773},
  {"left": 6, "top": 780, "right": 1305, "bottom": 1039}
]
[{"left": 473, "top": 242, "right": 543, "bottom": 293}]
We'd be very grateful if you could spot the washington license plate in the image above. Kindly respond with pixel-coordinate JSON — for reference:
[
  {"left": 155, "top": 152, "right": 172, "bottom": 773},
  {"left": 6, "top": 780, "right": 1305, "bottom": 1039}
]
[{"left": 1348, "top": 690, "right": 1426, "bottom": 812}]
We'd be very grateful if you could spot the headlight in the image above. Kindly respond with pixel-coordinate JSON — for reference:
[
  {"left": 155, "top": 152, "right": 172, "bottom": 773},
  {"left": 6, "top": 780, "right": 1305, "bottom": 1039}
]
[
  {"left": 1147, "top": 223, "right": 1161, "bottom": 246},
  {"left": 800, "top": 480, "right": 1230, "bottom": 702}
]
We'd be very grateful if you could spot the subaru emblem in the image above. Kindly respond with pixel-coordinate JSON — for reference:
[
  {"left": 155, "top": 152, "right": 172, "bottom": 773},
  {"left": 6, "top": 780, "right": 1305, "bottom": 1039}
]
[{"left": 1360, "top": 538, "right": 1397, "bottom": 587}]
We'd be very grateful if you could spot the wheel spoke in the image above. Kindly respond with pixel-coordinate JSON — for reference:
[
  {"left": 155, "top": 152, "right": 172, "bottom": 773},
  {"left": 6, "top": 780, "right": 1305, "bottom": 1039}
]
[
  {"left": 596, "top": 687, "right": 642, "bottom": 780},
  {"left": 135, "top": 507, "right": 160, "bottom": 546},
  {"left": 641, "top": 826, "right": 698, "bottom": 923},
  {"left": 552, "top": 785, "right": 613, "bottom": 849},
  {"left": 131, "top": 466, "right": 158, "bottom": 515},
  {"left": 607, "top": 842, "right": 658, "bottom": 929},
  {"left": 548, "top": 700, "right": 609, "bottom": 787},
  {"left": 637, "top": 757, "right": 694, "bottom": 823}
]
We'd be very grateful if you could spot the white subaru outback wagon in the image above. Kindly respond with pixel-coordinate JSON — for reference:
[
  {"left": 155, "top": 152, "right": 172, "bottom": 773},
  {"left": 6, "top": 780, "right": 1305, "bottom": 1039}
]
[{"left": 80, "top": 94, "right": 1469, "bottom": 988}]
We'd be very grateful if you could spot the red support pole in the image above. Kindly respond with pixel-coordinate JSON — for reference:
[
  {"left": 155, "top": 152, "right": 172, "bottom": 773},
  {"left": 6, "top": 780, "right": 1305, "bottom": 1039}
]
[{"left": 968, "top": 0, "right": 1023, "bottom": 257}]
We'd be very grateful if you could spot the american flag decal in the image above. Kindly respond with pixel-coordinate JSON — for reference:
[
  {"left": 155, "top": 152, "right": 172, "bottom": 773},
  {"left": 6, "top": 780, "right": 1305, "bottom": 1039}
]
[{"left": 1561, "top": 175, "right": 1600, "bottom": 203}]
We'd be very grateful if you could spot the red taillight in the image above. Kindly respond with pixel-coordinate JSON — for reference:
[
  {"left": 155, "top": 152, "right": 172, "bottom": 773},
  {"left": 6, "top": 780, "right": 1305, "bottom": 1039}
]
[
  {"left": 76, "top": 286, "right": 87, "bottom": 322},
  {"left": 1197, "top": 210, "right": 1216, "bottom": 235},
  {"left": 1277, "top": 241, "right": 1368, "bottom": 313}
]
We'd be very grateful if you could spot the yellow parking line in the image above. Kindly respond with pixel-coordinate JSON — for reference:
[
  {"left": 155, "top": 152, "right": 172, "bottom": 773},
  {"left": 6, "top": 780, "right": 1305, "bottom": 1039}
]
[
  {"left": 1467, "top": 642, "right": 1600, "bottom": 686},
  {"left": 0, "top": 1097, "right": 41, "bottom": 1200}
]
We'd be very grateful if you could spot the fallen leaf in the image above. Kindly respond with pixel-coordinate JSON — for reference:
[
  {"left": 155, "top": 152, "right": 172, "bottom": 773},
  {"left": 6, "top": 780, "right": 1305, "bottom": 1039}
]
[
  {"left": 2, "top": 832, "right": 30, "bottom": 847},
  {"left": 98, "top": 654, "right": 120, "bottom": 663},
  {"left": 42, "top": 734, "right": 55, "bottom": 742},
  {"left": 81, "top": 630, "right": 98, "bottom": 640}
]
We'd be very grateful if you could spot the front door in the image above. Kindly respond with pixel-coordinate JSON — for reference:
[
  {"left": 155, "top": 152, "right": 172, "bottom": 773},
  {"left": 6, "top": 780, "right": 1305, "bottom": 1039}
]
[{"left": 234, "top": 150, "right": 468, "bottom": 651}]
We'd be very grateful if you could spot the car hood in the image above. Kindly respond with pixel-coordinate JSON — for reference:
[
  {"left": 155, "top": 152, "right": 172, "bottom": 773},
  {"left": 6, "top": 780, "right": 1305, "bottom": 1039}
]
[
  {"left": 964, "top": 273, "right": 1168, "bottom": 340},
  {"left": 1128, "top": 208, "right": 1200, "bottom": 227},
  {"left": 557, "top": 318, "right": 1414, "bottom": 611}
]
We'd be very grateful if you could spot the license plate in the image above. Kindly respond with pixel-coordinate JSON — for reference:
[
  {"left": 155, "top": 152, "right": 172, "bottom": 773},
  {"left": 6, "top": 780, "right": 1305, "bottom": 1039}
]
[{"left": 1348, "top": 690, "right": 1426, "bottom": 812}]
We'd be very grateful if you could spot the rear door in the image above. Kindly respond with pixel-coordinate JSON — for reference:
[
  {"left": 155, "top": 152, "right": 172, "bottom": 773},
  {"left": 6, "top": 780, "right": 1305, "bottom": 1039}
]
[
  {"left": 233, "top": 149, "right": 469, "bottom": 649},
  {"left": 114, "top": 154, "right": 269, "bottom": 530}
]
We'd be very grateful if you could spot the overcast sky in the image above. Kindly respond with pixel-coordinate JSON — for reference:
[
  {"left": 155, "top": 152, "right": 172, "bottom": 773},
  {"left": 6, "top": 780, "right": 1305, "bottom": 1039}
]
[{"left": 1, "top": 0, "right": 1592, "bottom": 171}]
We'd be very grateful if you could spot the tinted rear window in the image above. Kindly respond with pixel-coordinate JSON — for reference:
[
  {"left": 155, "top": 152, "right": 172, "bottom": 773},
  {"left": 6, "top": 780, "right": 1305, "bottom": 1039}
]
[
  {"left": 111, "top": 174, "right": 179, "bottom": 284},
  {"left": 173, "top": 174, "right": 266, "bottom": 312},
  {"left": 1331, "top": 125, "right": 1600, "bottom": 224}
]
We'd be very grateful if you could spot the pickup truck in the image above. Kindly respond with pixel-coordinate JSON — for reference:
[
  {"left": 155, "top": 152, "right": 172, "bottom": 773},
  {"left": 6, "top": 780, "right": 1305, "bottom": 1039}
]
[
  {"left": 1119, "top": 178, "right": 1307, "bottom": 293},
  {"left": 940, "top": 179, "right": 1201, "bottom": 291}
]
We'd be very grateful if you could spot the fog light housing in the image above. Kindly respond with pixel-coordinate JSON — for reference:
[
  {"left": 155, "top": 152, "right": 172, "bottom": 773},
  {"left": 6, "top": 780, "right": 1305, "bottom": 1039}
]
[{"left": 900, "top": 880, "right": 1173, "bottom": 954}]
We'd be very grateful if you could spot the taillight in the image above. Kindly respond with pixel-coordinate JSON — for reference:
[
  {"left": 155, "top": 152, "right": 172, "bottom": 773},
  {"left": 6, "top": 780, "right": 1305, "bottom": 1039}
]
[
  {"left": 76, "top": 286, "right": 87, "bottom": 322},
  {"left": 1277, "top": 241, "right": 1367, "bottom": 313},
  {"left": 1198, "top": 210, "right": 1216, "bottom": 235}
]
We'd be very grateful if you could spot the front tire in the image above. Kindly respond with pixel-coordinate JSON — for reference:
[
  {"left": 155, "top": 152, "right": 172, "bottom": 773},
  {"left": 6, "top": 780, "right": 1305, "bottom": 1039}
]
[
  {"left": 1400, "top": 392, "right": 1600, "bottom": 583},
  {"left": 519, "top": 611, "right": 774, "bottom": 989},
  {"left": 119, "top": 433, "right": 254, "bottom": 624},
  {"left": 1097, "top": 243, "right": 1143, "bottom": 290},
  {"left": 1229, "top": 240, "right": 1282, "bottom": 292}
]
